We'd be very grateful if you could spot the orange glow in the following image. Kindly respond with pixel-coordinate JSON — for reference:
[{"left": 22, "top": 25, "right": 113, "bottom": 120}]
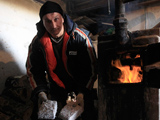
[{"left": 111, "top": 59, "right": 143, "bottom": 83}]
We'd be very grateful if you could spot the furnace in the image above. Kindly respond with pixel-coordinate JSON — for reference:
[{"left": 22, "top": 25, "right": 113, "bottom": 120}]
[{"left": 98, "top": 0, "right": 160, "bottom": 120}]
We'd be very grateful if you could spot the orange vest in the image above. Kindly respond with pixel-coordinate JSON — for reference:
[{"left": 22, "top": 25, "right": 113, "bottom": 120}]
[{"left": 40, "top": 32, "right": 70, "bottom": 89}]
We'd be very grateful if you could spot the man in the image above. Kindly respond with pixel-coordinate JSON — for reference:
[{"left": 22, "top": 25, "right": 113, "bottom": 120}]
[{"left": 26, "top": 1, "right": 97, "bottom": 120}]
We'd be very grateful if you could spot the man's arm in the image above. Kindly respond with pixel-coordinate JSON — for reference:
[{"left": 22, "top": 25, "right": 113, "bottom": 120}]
[
  {"left": 26, "top": 36, "right": 48, "bottom": 101},
  {"left": 73, "top": 28, "right": 97, "bottom": 90}
]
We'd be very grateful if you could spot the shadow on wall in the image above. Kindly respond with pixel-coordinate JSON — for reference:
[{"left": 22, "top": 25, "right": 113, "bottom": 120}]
[{"left": 0, "top": 41, "right": 24, "bottom": 93}]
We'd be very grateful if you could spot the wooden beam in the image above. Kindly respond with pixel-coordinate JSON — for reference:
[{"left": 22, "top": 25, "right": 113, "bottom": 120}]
[{"left": 138, "top": 0, "right": 160, "bottom": 6}]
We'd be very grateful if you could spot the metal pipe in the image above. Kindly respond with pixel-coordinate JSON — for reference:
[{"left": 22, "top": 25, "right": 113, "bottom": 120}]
[
  {"left": 113, "top": 0, "right": 130, "bottom": 45},
  {"left": 107, "top": 0, "right": 111, "bottom": 15}
]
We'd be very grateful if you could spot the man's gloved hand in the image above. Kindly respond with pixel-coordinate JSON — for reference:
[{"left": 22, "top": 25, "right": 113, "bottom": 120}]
[
  {"left": 38, "top": 91, "right": 48, "bottom": 106},
  {"left": 66, "top": 92, "right": 84, "bottom": 108},
  {"left": 76, "top": 93, "right": 84, "bottom": 108},
  {"left": 38, "top": 92, "right": 58, "bottom": 120},
  {"left": 59, "top": 92, "right": 84, "bottom": 120}
]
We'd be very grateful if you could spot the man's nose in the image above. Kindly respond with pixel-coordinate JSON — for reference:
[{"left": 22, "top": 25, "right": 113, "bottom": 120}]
[{"left": 51, "top": 21, "right": 57, "bottom": 28}]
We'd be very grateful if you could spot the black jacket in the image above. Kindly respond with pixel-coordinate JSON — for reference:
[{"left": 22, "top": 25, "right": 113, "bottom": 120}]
[{"left": 26, "top": 14, "right": 97, "bottom": 100}]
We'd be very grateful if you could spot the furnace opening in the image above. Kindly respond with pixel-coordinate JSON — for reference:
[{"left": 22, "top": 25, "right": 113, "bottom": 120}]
[{"left": 110, "top": 53, "right": 143, "bottom": 83}]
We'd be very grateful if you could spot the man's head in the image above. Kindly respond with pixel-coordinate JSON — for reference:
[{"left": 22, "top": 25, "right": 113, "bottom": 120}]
[{"left": 39, "top": 1, "right": 64, "bottom": 38}]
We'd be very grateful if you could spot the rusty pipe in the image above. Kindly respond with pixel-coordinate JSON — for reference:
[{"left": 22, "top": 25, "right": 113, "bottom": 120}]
[{"left": 113, "top": 0, "right": 130, "bottom": 45}]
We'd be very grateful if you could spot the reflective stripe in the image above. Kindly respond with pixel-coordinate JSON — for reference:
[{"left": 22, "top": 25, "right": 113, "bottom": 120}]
[
  {"left": 74, "top": 28, "right": 96, "bottom": 89},
  {"left": 27, "top": 36, "right": 38, "bottom": 89}
]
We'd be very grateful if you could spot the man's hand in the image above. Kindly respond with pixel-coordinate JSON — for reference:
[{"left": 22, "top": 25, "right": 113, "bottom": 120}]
[
  {"left": 66, "top": 92, "right": 84, "bottom": 108},
  {"left": 38, "top": 91, "right": 48, "bottom": 105},
  {"left": 76, "top": 93, "right": 84, "bottom": 108},
  {"left": 59, "top": 93, "right": 84, "bottom": 120}
]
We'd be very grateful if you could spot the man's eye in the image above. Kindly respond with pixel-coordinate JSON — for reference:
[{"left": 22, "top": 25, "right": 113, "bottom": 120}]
[
  {"left": 47, "top": 20, "right": 52, "bottom": 23},
  {"left": 54, "top": 18, "right": 59, "bottom": 21}
]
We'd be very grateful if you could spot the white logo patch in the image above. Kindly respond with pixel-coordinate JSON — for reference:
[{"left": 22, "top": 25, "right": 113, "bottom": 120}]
[{"left": 69, "top": 51, "right": 77, "bottom": 55}]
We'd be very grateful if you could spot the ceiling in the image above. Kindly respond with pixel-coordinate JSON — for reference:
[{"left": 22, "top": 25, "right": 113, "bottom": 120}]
[{"left": 32, "top": 0, "right": 149, "bottom": 35}]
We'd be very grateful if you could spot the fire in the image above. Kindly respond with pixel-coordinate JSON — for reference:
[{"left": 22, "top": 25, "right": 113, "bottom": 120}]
[{"left": 111, "top": 58, "right": 143, "bottom": 83}]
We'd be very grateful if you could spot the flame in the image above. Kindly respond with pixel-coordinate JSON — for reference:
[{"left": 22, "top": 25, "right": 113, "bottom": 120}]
[{"left": 111, "top": 58, "right": 143, "bottom": 83}]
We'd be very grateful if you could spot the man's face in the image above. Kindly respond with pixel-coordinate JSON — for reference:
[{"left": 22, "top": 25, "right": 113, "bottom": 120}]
[{"left": 42, "top": 12, "right": 64, "bottom": 38}]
